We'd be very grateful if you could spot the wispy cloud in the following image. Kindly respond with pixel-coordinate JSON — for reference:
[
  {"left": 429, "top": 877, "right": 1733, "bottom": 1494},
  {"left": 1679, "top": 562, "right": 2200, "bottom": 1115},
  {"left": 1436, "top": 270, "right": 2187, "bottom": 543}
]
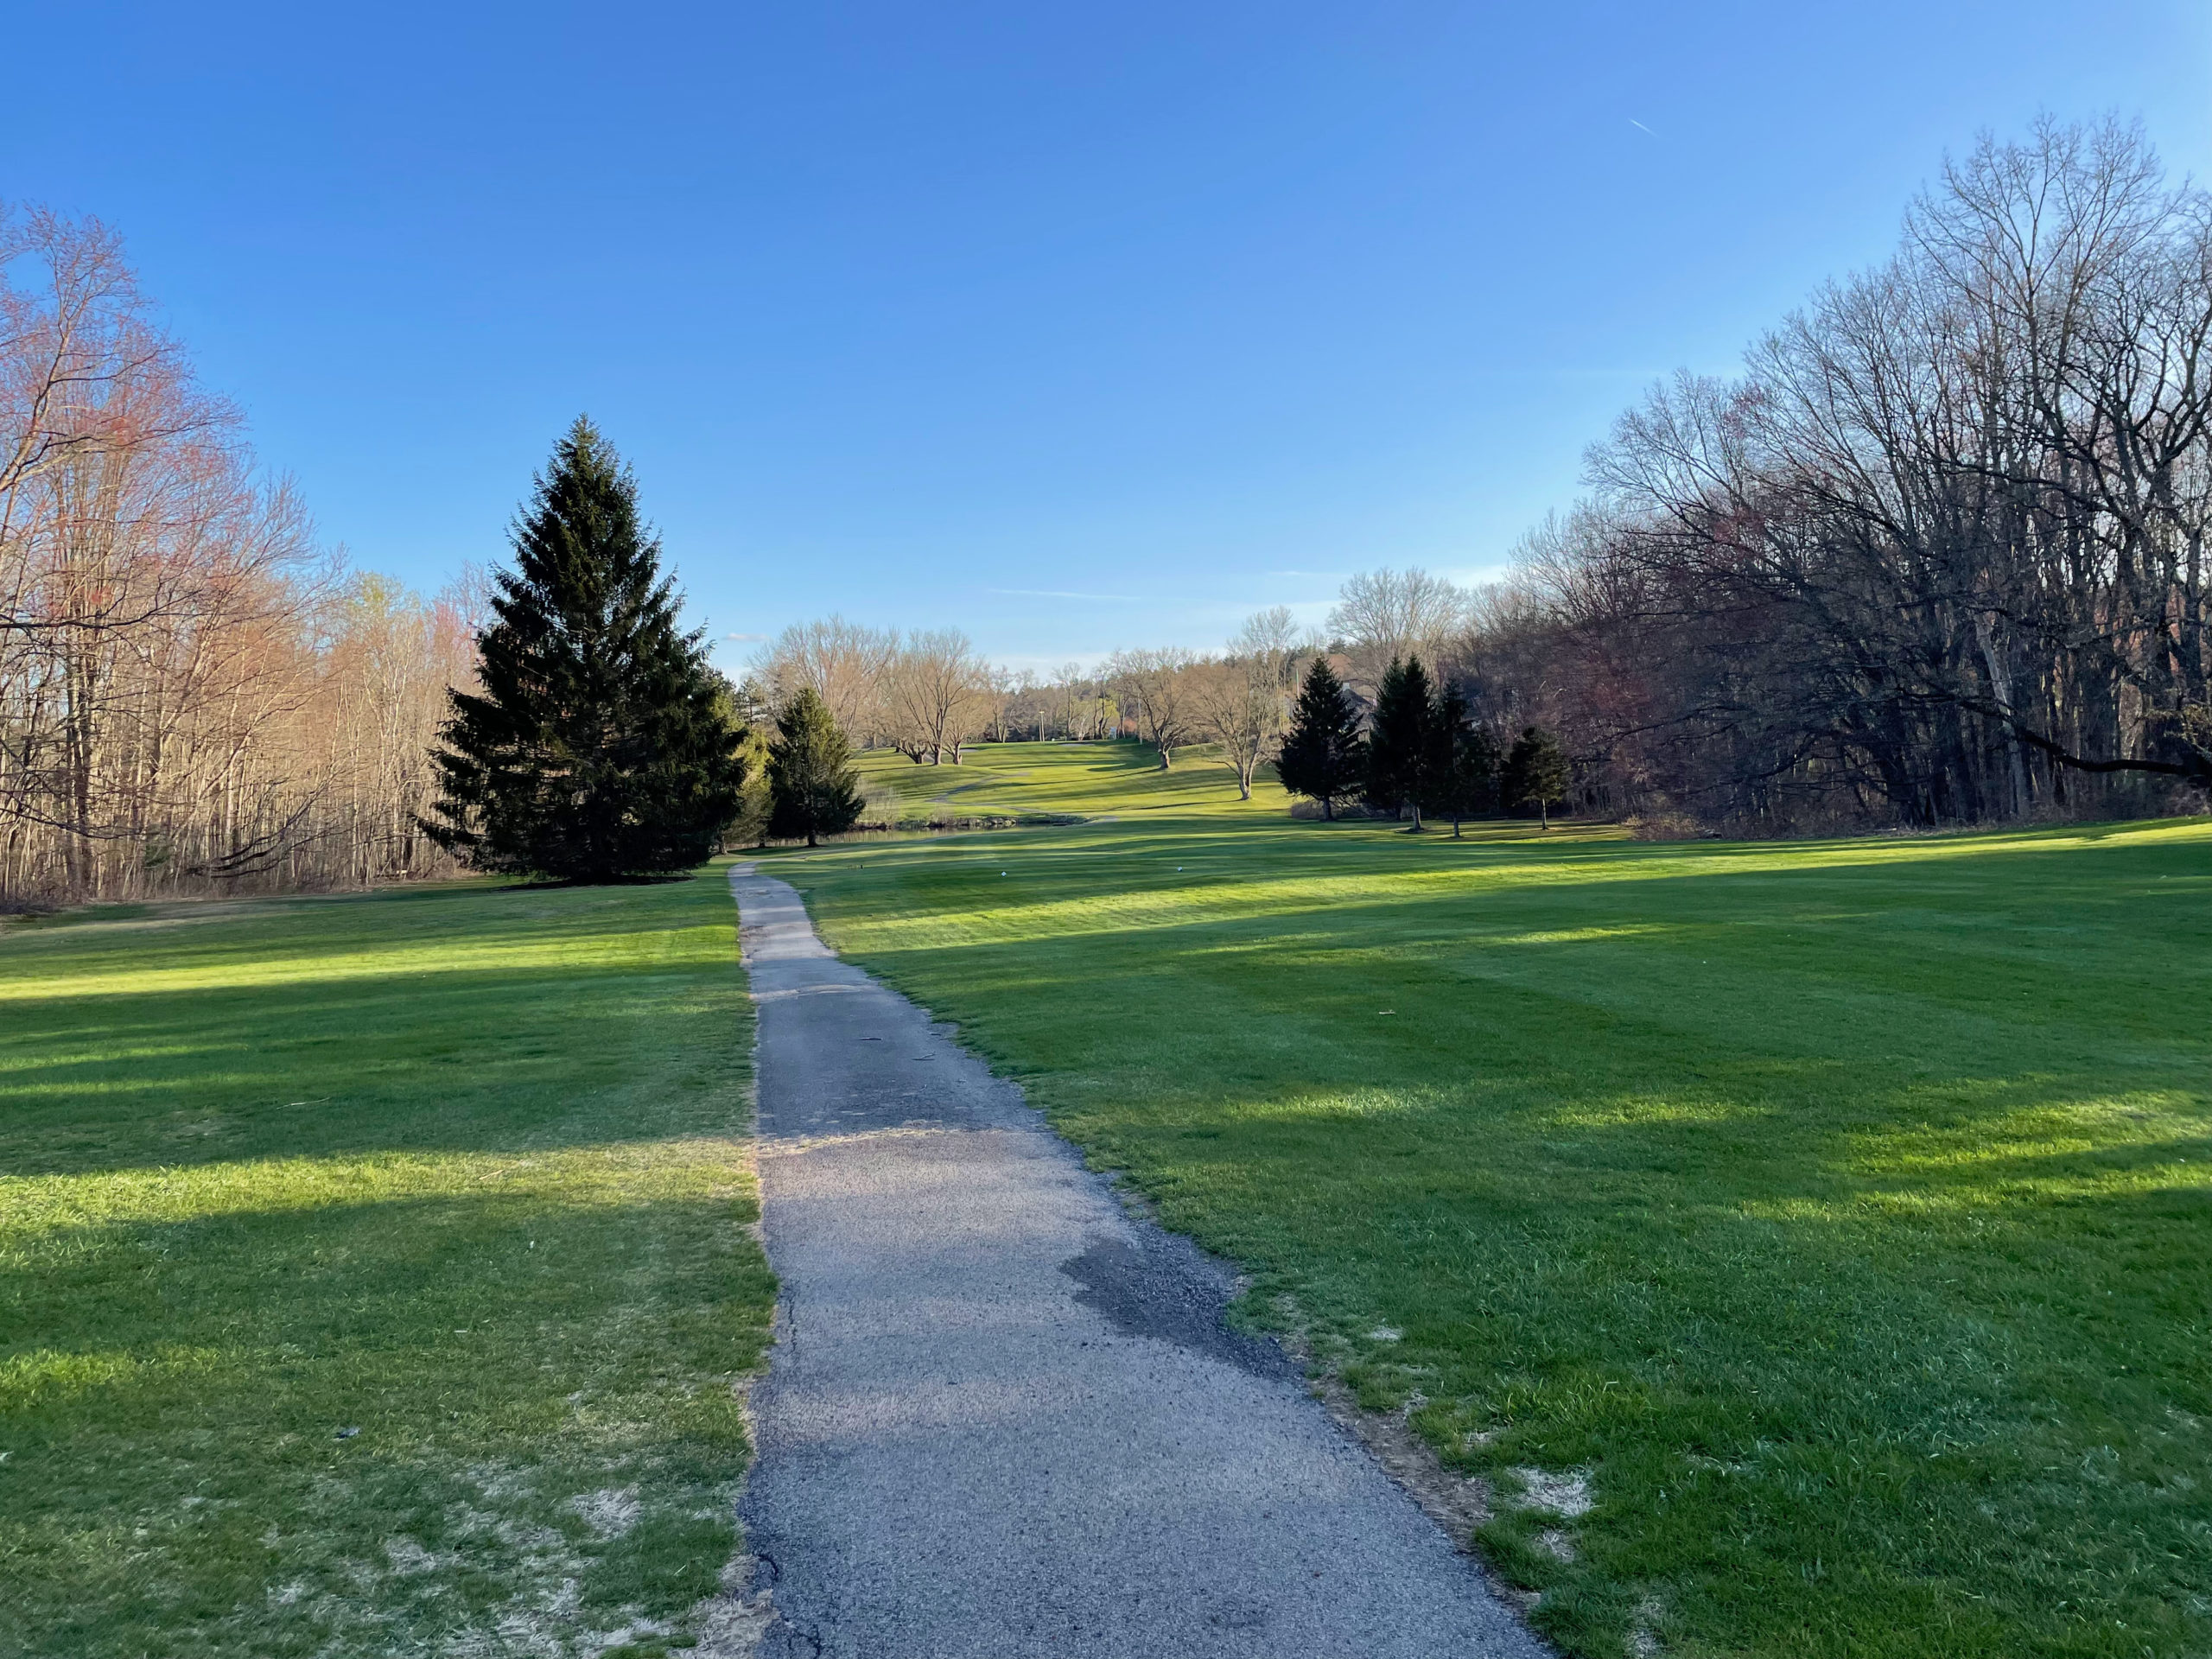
[
  {"left": 722, "top": 631, "right": 767, "bottom": 643},
  {"left": 1629, "top": 118, "right": 1657, "bottom": 137},
  {"left": 985, "top": 588, "right": 1140, "bottom": 602}
]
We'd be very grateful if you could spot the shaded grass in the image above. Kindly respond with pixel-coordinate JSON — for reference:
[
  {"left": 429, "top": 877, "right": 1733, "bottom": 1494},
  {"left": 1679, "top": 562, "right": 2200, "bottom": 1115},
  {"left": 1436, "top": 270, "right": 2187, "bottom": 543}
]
[
  {"left": 0, "top": 871, "right": 772, "bottom": 1658},
  {"left": 779, "top": 743, "right": 2212, "bottom": 1659}
]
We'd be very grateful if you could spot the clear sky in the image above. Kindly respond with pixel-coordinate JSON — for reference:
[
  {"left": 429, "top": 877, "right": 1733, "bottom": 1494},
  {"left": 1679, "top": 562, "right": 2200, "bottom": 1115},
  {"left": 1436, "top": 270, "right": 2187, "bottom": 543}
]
[{"left": 10, "top": 3, "right": 2209, "bottom": 670}]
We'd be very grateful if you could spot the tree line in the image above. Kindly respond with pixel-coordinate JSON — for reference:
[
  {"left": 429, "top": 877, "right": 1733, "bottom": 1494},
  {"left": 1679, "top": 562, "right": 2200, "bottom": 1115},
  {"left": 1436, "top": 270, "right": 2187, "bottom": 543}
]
[
  {"left": 746, "top": 574, "right": 1576, "bottom": 835},
  {"left": 1486, "top": 119, "right": 2212, "bottom": 832},
  {"left": 16, "top": 117, "right": 2204, "bottom": 901},
  {"left": 894, "top": 118, "right": 2210, "bottom": 839},
  {"left": 0, "top": 208, "right": 474, "bottom": 906}
]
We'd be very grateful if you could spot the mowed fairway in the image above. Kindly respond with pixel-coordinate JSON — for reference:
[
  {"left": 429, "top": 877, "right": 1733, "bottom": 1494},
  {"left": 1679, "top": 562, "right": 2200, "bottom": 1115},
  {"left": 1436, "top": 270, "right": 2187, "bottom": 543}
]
[
  {"left": 0, "top": 873, "right": 772, "bottom": 1658},
  {"left": 786, "top": 742, "right": 2212, "bottom": 1659}
]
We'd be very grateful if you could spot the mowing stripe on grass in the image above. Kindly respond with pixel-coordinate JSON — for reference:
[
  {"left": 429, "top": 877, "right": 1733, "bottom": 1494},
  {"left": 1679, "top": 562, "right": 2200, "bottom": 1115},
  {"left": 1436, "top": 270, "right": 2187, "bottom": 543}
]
[{"left": 1, "top": 871, "right": 774, "bottom": 1659}]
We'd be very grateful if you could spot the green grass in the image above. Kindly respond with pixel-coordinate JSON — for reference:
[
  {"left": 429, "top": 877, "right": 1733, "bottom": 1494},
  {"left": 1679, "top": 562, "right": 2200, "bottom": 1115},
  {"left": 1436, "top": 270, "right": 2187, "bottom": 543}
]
[
  {"left": 853, "top": 735, "right": 1255, "bottom": 819},
  {"left": 0, "top": 870, "right": 772, "bottom": 1659},
  {"left": 776, "top": 741, "right": 2212, "bottom": 1659}
]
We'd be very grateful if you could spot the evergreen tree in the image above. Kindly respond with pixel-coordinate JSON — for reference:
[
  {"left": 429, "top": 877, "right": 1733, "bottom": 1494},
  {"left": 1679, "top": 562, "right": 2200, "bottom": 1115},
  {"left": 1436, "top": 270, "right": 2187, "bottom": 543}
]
[
  {"left": 1502, "top": 725, "right": 1570, "bottom": 830},
  {"left": 1276, "top": 656, "right": 1367, "bottom": 820},
  {"left": 1365, "top": 656, "right": 1434, "bottom": 829},
  {"left": 767, "top": 688, "right": 864, "bottom": 847},
  {"left": 423, "top": 418, "right": 743, "bottom": 881},
  {"left": 1427, "top": 681, "right": 1498, "bottom": 837},
  {"left": 706, "top": 671, "right": 773, "bottom": 849}
]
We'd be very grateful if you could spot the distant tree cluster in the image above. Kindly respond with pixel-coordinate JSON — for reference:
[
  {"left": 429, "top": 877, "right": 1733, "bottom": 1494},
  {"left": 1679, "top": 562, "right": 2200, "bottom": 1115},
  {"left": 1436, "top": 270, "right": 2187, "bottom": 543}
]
[
  {"left": 1276, "top": 652, "right": 1563, "bottom": 831},
  {"left": 743, "top": 606, "right": 1315, "bottom": 800},
  {"left": 750, "top": 619, "right": 1000, "bottom": 766}
]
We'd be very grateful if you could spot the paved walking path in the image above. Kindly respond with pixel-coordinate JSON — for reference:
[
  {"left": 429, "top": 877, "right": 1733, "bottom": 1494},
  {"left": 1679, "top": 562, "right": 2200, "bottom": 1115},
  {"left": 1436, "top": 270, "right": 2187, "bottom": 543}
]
[{"left": 730, "top": 865, "right": 1545, "bottom": 1658}]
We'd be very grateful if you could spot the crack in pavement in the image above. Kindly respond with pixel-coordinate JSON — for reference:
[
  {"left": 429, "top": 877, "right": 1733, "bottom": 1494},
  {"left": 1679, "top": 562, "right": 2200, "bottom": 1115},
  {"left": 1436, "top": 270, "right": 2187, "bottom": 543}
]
[{"left": 728, "top": 864, "right": 1548, "bottom": 1658}]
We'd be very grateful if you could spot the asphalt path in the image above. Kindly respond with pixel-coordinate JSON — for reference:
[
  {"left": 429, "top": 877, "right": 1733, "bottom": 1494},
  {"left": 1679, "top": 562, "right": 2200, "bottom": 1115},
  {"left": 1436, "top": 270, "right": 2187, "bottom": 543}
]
[{"left": 729, "top": 863, "right": 1547, "bottom": 1659}]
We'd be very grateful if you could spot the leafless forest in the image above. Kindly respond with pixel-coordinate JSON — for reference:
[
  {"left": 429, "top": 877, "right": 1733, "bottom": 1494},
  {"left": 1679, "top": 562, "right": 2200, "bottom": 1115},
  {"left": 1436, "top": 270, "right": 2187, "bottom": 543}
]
[
  {"left": 0, "top": 209, "right": 474, "bottom": 905},
  {"left": 1515, "top": 120, "right": 2212, "bottom": 829},
  {"left": 9, "top": 121, "right": 2209, "bottom": 902}
]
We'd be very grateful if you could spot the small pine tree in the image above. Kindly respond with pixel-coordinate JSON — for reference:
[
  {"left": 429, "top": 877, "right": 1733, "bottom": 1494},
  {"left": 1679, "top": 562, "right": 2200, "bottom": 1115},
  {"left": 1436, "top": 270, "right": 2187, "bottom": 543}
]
[
  {"left": 1276, "top": 656, "right": 1367, "bottom": 820},
  {"left": 1502, "top": 725, "right": 1570, "bottom": 830},
  {"left": 1366, "top": 656, "right": 1434, "bottom": 829},
  {"left": 706, "top": 671, "right": 772, "bottom": 849},
  {"left": 730, "top": 727, "right": 773, "bottom": 848},
  {"left": 1427, "top": 681, "right": 1497, "bottom": 837},
  {"left": 767, "top": 689, "right": 864, "bottom": 847},
  {"left": 423, "top": 418, "right": 743, "bottom": 881}
]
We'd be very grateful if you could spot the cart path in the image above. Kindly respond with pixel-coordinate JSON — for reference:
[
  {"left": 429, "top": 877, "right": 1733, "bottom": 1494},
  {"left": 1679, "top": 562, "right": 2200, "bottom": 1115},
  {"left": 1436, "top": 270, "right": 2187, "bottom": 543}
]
[{"left": 728, "top": 864, "right": 1547, "bottom": 1659}]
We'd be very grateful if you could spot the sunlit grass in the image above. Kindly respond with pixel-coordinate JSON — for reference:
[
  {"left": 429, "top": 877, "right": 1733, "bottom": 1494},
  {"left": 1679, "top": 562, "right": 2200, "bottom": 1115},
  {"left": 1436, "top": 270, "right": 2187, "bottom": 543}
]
[
  {"left": 775, "top": 744, "right": 2212, "bottom": 1659},
  {"left": 0, "top": 872, "right": 772, "bottom": 1659}
]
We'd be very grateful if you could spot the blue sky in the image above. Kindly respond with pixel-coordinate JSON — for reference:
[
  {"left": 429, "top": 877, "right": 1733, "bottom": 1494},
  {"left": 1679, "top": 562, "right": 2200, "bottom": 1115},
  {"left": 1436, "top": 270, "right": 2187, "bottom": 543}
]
[{"left": 10, "top": 3, "right": 2209, "bottom": 669}]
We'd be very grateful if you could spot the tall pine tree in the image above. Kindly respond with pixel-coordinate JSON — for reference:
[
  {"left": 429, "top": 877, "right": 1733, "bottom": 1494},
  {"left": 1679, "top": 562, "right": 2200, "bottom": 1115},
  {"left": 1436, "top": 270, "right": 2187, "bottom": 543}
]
[
  {"left": 422, "top": 418, "right": 743, "bottom": 881},
  {"left": 1276, "top": 656, "right": 1367, "bottom": 820},
  {"left": 1426, "top": 681, "right": 1498, "bottom": 837},
  {"left": 766, "top": 688, "right": 864, "bottom": 847},
  {"left": 1365, "top": 656, "right": 1434, "bottom": 829},
  {"left": 1502, "top": 725, "right": 1570, "bottom": 830}
]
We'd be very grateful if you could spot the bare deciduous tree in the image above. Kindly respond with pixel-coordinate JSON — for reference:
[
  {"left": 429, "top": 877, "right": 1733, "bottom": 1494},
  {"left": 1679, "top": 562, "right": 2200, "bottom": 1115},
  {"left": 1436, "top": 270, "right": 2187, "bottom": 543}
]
[
  {"left": 880, "top": 627, "right": 995, "bottom": 764},
  {"left": 1189, "top": 658, "right": 1284, "bottom": 798},
  {"left": 1231, "top": 605, "right": 1311, "bottom": 693},
  {"left": 1109, "top": 646, "right": 1198, "bottom": 768},
  {"left": 1326, "top": 568, "right": 1468, "bottom": 698},
  {"left": 756, "top": 614, "right": 895, "bottom": 742}
]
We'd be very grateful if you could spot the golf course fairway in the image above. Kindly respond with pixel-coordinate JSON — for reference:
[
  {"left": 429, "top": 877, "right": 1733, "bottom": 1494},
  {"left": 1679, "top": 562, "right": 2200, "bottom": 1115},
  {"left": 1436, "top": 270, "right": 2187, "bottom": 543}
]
[
  {"left": 1, "top": 871, "right": 772, "bottom": 1658},
  {"left": 778, "top": 740, "right": 2212, "bottom": 1659}
]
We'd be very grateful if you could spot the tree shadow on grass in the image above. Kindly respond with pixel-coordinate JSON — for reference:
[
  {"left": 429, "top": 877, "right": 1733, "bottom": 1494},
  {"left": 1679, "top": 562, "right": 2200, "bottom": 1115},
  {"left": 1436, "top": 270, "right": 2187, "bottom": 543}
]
[{"left": 1, "top": 874, "right": 752, "bottom": 1179}]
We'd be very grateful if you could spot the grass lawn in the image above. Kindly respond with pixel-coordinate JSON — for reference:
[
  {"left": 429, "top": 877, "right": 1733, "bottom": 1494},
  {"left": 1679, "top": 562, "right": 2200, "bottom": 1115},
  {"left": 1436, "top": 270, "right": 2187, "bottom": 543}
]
[
  {"left": 783, "top": 741, "right": 2212, "bottom": 1659},
  {"left": 0, "top": 870, "right": 772, "bottom": 1659}
]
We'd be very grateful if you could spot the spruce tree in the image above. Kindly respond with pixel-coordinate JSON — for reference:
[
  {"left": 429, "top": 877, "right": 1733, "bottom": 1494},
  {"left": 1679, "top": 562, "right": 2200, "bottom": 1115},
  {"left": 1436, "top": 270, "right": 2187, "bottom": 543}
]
[
  {"left": 1502, "top": 725, "right": 1570, "bottom": 830},
  {"left": 422, "top": 418, "right": 742, "bottom": 881},
  {"left": 1427, "top": 681, "right": 1498, "bottom": 837},
  {"left": 1365, "top": 656, "right": 1434, "bottom": 829},
  {"left": 1276, "top": 656, "right": 1367, "bottom": 820},
  {"left": 766, "top": 689, "right": 864, "bottom": 847}
]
